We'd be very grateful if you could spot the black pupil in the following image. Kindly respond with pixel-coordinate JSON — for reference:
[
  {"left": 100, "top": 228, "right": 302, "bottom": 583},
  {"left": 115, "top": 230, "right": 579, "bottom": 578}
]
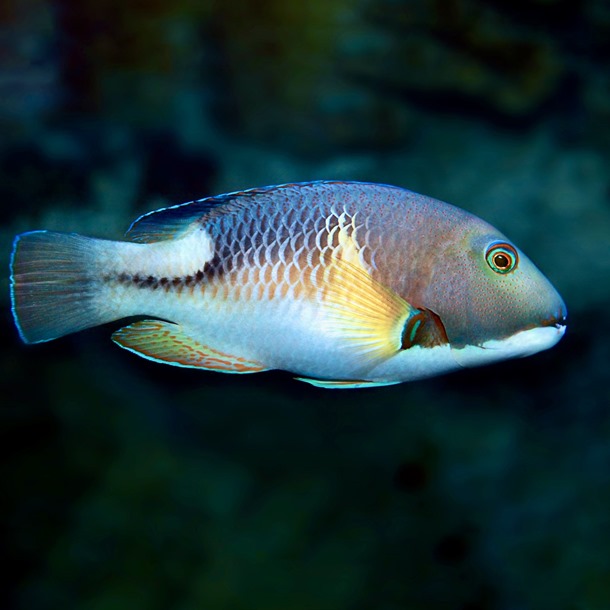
[{"left": 494, "top": 252, "right": 510, "bottom": 268}]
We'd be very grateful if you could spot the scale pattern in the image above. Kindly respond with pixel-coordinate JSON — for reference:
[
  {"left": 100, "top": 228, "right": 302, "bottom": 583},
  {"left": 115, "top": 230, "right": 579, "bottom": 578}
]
[{"left": 200, "top": 183, "right": 379, "bottom": 304}]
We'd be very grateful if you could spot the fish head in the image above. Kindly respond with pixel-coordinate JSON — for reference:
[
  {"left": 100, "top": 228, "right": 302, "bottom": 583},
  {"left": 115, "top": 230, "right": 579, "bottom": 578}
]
[{"left": 421, "top": 219, "right": 567, "bottom": 368}]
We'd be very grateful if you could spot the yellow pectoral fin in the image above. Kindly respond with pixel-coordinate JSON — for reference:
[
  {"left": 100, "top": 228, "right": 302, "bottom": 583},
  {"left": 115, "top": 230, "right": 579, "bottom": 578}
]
[
  {"left": 318, "top": 244, "right": 417, "bottom": 366},
  {"left": 112, "top": 320, "right": 267, "bottom": 373}
]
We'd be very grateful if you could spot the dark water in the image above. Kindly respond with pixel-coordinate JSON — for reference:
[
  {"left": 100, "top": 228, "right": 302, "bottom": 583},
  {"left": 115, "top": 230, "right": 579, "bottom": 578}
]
[{"left": 2, "top": 2, "right": 610, "bottom": 609}]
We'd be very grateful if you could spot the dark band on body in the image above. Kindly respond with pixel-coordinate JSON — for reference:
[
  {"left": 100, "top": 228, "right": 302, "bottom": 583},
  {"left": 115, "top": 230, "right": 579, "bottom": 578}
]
[{"left": 107, "top": 251, "right": 232, "bottom": 292}]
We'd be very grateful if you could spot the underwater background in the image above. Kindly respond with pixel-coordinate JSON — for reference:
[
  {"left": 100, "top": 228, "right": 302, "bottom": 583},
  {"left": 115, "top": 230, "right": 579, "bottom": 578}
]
[{"left": 1, "top": 1, "right": 609, "bottom": 608}]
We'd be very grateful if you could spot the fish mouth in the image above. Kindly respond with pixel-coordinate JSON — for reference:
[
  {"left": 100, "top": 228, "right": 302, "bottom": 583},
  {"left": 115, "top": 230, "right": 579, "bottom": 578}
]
[
  {"left": 450, "top": 322, "right": 566, "bottom": 369},
  {"left": 448, "top": 303, "right": 567, "bottom": 369},
  {"left": 537, "top": 309, "right": 567, "bottom": 331}
]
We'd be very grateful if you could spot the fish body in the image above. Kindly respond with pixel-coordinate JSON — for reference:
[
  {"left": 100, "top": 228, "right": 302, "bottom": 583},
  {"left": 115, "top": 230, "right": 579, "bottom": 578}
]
[{"left": 10, "top": 181, "right": 566, "bottom": 388}]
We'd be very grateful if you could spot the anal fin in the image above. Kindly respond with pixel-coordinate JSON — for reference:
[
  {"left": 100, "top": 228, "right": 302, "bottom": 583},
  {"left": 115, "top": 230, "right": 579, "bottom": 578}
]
[
  {"left": 295, "top": 377, "right": 400, "bottom": 389},
  {"left": 112, "top": 320, "right": 267, "bottom": 373}
]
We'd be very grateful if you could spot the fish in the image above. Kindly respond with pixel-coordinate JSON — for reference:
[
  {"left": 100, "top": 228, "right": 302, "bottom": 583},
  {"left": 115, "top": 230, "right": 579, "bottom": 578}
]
[{"left": 9, "top": 180, "right": 567, "bottom": 389}]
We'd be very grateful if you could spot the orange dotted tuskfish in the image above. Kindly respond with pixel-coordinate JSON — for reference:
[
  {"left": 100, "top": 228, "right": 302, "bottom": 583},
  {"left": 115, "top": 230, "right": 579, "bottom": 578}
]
[{"left": 10, "top": 181, "right": 567, "bottom": 388}]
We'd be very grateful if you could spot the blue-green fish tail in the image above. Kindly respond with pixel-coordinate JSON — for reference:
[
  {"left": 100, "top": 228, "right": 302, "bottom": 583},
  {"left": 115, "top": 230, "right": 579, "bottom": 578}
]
[{"left": 10, "top": 231, "right": 118, "bottom": 344}]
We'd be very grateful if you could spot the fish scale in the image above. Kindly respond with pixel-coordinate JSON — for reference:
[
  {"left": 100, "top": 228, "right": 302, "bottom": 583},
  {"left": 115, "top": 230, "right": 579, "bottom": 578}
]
[
  {"left": 9, "top": 181, "right": 566, "bottom": 388},
  {"left": 196, "top": 192, "right": 363, "bottom": 304}
]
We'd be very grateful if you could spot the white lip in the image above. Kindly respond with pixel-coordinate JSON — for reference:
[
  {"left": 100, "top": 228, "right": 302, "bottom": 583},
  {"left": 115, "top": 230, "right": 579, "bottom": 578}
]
[{"left": 451, "top": 324, "right": 566, "bottom": 368}]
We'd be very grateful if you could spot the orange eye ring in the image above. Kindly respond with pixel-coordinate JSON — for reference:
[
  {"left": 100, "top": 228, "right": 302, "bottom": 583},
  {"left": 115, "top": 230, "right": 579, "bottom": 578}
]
[{"left": 486, "top": 242, "right": 518, "bottom": 274}]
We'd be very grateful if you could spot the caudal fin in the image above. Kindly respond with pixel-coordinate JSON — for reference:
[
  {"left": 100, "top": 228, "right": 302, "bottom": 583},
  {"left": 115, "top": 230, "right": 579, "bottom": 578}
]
[{"left": 10, "top": 231, "right": 118, "bottom": 344}]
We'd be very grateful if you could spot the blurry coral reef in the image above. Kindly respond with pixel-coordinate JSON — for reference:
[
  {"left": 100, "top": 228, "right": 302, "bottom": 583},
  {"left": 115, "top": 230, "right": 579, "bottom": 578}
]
[{"left": 2, "top": 1, "right": 610, "bottom": 609}]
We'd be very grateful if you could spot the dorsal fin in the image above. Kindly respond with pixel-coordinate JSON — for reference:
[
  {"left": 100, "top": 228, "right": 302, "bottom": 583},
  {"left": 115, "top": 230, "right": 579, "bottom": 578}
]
[
  {"left": 125, "top": 181, "right": 359, "bottom": 243},
  {"left": 125, "top": 198, "right": 224, "bottom": 243},
  {"left": 124, "top": 186, "right": 273, "bottom": 243}
]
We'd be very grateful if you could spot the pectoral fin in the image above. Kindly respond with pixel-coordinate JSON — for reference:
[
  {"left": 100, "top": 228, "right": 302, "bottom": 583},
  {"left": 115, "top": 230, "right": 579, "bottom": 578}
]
[
  {"left": 318, "top": 230, "right": 420, "bottom": 366},
  {"left": 112, "top": 320, "right": 267, "bottom": 373}
]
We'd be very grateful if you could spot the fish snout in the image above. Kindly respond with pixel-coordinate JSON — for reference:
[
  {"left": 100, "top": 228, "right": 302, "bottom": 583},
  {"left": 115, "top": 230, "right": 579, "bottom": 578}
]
[
  {"left": 539, "top": 292, "right": 567, "bottom": 333},
  {"left": 447, "top": 285, "right": 567, "bottom": 369}
]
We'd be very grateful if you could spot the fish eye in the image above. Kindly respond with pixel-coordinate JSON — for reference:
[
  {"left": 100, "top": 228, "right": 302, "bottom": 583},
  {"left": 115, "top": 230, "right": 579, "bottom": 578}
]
[{"left": 485, "top": 242, "right": 518, "bottom": 274}]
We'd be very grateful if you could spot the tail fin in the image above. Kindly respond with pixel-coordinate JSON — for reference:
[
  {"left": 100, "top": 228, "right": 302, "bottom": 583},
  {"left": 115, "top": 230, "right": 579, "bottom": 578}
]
[{"left": 10, "top": 231, "right": 118, "bottom": 344}]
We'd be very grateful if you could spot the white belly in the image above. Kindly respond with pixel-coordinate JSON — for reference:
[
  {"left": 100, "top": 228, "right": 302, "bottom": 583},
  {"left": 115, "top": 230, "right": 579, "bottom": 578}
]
[{"left": 180, "top": 297, "right": 371, "bottom": 380}]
